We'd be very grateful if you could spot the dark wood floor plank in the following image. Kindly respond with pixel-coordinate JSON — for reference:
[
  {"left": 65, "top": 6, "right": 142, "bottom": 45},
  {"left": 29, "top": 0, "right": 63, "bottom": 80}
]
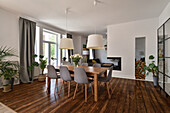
[
  {"left": 140, "top": 81, "right": 155, "bottom": 113},
  {"left": 135, "top": 80, "right": 147, "bottom": 113},
  {"left": 0, "top": 78, "right": 169, "bottom": 113}
]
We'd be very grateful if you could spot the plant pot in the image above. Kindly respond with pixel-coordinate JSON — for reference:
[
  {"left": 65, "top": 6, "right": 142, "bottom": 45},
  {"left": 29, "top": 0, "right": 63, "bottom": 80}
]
[
  {"left": 153, "top": 76, "right": 158, "bottom": 87},
  {"left": 10, "top": 78, "right": 14, "bottom": 89},
  {"left": 3, "top": 84, "right": 11, "bottom": 92},
  {"left": 38, "top": 74, "right": 46, "bottom": 82},
  {"left": 3, "top": 79, "right": 10, "bottom": 86}
]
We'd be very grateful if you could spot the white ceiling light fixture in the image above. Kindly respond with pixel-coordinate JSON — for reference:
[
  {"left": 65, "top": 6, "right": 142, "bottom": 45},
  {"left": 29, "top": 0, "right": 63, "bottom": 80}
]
[
  {"left": 60, "top": 8, "right": 74, "bottom": 50},
  {"left": 87, "top": 0, "right": 104, "bottom": 49}
]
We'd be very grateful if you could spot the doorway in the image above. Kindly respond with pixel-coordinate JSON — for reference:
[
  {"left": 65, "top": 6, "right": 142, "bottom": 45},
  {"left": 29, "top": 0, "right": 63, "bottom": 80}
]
[
  {"left": 135, "top": 37, "right": 146, "bottom": 79},
  {"left": 43, "top": 30, "right": 59, "bottom": 66}
]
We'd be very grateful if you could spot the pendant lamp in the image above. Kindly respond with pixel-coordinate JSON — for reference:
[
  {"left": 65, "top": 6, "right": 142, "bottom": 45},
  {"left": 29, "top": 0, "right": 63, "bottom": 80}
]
[
  {"left": 87, "top": 34, "right": 104, "bottom": 49},
  {"left": 60, "top": 8, "right": 74, "bottom": 50},
  {"left": 87, "top": 0, "right": 104, "bottom": 49}
]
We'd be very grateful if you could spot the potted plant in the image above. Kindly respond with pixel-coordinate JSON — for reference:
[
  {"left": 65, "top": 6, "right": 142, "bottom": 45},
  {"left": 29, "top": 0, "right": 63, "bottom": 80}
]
[
  {"left": 0, "top": 46, "right": 19, "bottom": 92},
  {"left": 29, "top": 55, "right": 47, "bottom": 81},
  {"left": 70, "top": 54, "right": 83, "bottom": 67},
  {"left": 143, "top": 55, "right": 159, "bottom": 86}
]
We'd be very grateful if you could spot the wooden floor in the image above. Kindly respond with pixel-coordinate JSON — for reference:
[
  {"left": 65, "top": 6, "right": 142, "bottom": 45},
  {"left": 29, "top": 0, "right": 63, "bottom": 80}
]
[{"left": 0, "top": 78, "right": 169, "bottom": 113}]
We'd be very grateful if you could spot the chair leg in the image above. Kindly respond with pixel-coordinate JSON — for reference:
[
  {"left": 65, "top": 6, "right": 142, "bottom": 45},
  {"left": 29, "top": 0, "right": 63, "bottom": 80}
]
[
  {"left": 109, "top": 82, "right": 113, "bottom": 93},
  {"left": 68, "top": 81, "right": 71, "bottom": 97},
  {"left": 91, "top": 83, "right": 93, "bottom": 95},
  {"left": 46, "top": 78, "right": 51, "bottom": 92},
  {"left": 73, "top": 83, "right": 78, "bottom": 99},
  {"left": 54, "top": 79, "right": 58, "bottom": 94},
  {"left": 81, "top": 84, "right": 84, "bottom": 93},
  {"left": 58, "top": 80, "right": 64, "bottom": 94},
  {"left": 106, "top": 82, "right": 111, "bottom": 99},
  {"left": 85, "top": 84, "right": 87, "bottom": 103}
]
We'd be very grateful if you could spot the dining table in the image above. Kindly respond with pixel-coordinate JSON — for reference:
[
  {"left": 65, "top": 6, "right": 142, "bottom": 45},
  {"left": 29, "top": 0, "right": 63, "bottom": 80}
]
[{"left": 47, "top": 65, "right": 108, "bottom": 102}]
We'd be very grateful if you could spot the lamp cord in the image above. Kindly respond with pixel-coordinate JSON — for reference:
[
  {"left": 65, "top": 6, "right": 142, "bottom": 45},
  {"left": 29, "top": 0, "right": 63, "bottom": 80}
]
[
  {"left": 65, "top": 8, "right": 68, "bottom": 34},
  {"left": 94, "top": 0, "right": 97, "bottom": 34}
]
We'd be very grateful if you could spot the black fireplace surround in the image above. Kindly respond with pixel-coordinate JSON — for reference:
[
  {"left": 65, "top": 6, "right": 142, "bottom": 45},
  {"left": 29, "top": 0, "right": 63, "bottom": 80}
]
[
  {"left": 87, "top": 57, "right": 121, "bottom": 71},
  {"left": 107, "top": 57, "right": 121, "bottom": 71}
]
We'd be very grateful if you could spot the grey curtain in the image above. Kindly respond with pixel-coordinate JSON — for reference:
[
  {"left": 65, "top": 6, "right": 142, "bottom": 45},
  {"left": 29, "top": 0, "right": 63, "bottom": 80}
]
[{"left": 19, "top": 17, "right": 36, "bottom": 83}]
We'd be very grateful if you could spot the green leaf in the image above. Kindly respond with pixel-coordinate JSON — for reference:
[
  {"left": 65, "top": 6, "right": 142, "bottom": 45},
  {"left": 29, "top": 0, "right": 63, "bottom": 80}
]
[
  {"left": 149, "top": 55, "right": 154, "bottom": 60},
  {"left": 33, "top": 54, "right": 38, "bottom": 58},
  {"left": 39, "top": 55, "right": 44, "bottom": 59}
]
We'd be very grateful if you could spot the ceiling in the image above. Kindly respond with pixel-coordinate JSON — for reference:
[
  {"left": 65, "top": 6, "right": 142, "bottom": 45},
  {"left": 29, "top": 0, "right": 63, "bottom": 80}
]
[{"left": 0, "top": 0, "right": 169, "bottom": 36}]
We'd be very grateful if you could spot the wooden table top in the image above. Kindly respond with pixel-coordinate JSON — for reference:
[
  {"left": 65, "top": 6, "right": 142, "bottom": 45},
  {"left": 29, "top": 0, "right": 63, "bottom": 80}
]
[{"left": 55, "top": 65, "right": 108, "bottom": 75}]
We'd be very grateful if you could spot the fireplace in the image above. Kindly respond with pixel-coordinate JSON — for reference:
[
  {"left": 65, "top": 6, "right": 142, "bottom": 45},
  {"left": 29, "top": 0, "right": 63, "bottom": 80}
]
[{"left": 107, "top": 57, "right": 121, "bottom": 71}]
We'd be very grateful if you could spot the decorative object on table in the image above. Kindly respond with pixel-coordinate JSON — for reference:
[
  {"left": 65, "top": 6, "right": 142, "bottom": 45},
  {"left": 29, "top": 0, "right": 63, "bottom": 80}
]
[
  {"left": 86, "top": 0, "right": 104, "bottom": 49},
  {"left": 29, "top": 55, "right": 47, "bottom": 82},
  {"left": 70, "top": 54, "right": 83, "bottom": 67},
  {"left": 143, "top": 55, "right": 158, "bottom": 86},
  {"left": 0, "top": 46, "right": 19, "bottom": 92},
  {"left": 60, "top": 8, "right": 74, "bottom": 50}
]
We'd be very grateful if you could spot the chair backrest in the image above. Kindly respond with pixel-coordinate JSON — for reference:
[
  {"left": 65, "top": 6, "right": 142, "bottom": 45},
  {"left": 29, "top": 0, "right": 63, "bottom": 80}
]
[
  {"left": 62, "top": 61, "right": 71, "bottom": 65},
  {"left": 47, "top": 65, "right": 58, "bottom": 79},
  {"left": 60, "top": 66, "right": 72, "bottom": 81},
  {"left": 106, "top": 66, "right": 113, "bottom": 81},
  {"left": 93, "top": 63, "right": 101, "bottom": 67},
  {"left": 81, "top": 63, "right": 88, "bottom": 66},
  {"left": 74, "top": 67, "right": 89, "bottom": 84}
]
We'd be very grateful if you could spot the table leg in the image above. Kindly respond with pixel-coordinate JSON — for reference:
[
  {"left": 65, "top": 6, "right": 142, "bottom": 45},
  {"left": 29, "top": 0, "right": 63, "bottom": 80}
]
[
  {"left": 94, "top": 74, "right": 98, "bottom": 102},
  {"left": 104, "top": 70, "right": 107, "bottom": 77},
  {"left": 104, "top": 70, "right": 107, "bottom": 87},
  {"left": 47, "top": 77, "right": 51, "bottom": 93}
]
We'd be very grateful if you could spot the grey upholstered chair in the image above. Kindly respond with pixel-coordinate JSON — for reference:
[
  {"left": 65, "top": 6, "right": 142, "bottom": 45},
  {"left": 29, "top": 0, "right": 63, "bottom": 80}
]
[
  {"left": 98, "top": 66, "right": 113, "bottom": 99},
  {"left": 59, "top": 66, "right": 73, "bottom": 97},
  {"left": 93, "top": 63, "right": 101, "bottom": 67},
  {"left": 47, "top": 65, "right": 60, "bottom": 94},
  {"left": 62, "top": 61, "right": 71, "bottom": 65},
  {"left": 73, "top": 67, "right": 93, "bottom": 103},
  {"left": 81, "top": 63, "right": 88, "bottom": 66}
]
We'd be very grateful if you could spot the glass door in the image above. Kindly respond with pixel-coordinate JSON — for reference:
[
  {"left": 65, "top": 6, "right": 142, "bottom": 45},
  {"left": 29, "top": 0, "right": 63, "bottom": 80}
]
[
  {"left": 158, "top": 25, "right": 164, "bottom": 89},
  {"left": 164, "top": 19, "right": 170, "bottom": 95},
  {"left": 43, "top": 30, "right": 59, "bottom": 66}
]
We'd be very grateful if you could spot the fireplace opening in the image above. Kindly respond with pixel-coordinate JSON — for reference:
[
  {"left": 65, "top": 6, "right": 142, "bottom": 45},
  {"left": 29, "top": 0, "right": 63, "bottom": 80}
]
[{"left": 107, "top": 57, "right": 121, "bottom": 71}]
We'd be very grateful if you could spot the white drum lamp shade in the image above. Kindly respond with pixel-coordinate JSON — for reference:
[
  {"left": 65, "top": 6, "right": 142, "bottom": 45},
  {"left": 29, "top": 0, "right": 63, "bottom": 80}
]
[
  {"left": 60, "top": 38, "right": 74, "bottom": 49},
  {"left": 87, "top": 34, "right": 104, "bottom": 49}
]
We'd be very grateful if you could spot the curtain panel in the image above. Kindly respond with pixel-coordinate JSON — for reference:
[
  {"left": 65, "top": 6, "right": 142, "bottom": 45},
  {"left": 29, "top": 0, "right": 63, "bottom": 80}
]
[{"left": 19, "top": 17, "right": 36, "bottom": 83}]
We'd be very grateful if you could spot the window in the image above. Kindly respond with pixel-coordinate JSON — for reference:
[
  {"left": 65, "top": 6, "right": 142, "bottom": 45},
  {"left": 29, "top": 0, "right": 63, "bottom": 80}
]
[
  {"left": 35, "top": 26, "right": 40, "bottom": 62},
  {"left": 43, "top": 29, "right": 60, "bottom": 66}
]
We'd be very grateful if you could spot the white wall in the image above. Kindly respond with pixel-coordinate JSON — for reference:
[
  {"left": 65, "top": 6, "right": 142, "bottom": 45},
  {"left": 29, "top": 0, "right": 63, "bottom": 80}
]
[
  {"left": 0, "top": 8, "right": 20, "bottom": 88},
  {"left": 95, "top": 37, "right": 113, "bottom": 63},
  {"left": 159, "top": 2, "right": 170, "bottom": 26},
  {"left": 0, "top": 8, "right": 19, "bottom": 61},
  {"left": 72, "top": 34, "right": 82, "bottom": 55},
  {"left": 72, "top": 34, "right": 87, "bottom": 56},
  {"left": 107, "top": 18, "right": 158, "bottom": 81}
]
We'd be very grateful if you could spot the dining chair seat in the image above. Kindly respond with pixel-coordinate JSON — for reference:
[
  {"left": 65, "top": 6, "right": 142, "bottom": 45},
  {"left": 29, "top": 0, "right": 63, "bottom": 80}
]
[
  {"left": 98, "top": 77, "right": 109, "bottom": 82},
  {"left": 93, "top": 63, "right": 101, "bottom": 67},
  {"left": 81, "top": 63, "right": 88, "bottom": 66}
]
